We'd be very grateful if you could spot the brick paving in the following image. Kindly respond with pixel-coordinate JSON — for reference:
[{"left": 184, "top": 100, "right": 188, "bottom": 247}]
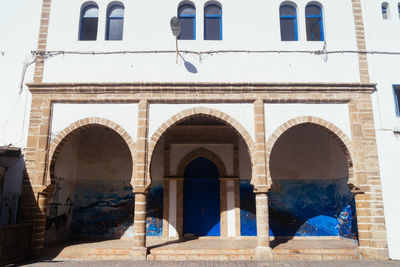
[{"left": 17, "top": 260, "right": 400, "bottom": 267}]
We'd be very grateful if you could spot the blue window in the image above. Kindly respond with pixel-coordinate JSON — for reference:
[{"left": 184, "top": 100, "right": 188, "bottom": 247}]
[
  {"left": 79, "top": 4, "right": 99, "bottom": 41},
  {"left": 106, "top": 3, "right": 124, "bottom": 40},
  {"left": 394, "top": 85, "right": 400, "bottom": 117},
  {"left": 280, "top": 3, "right": 298, "bottom": 41},
  {"left": 382, "top": 2, "right": 389, "bottom": 19},
  {"left": 305, "top": 3, "right": 324, "bottom": 41},
  {"left": 398, "top": 3, "right": 400, "bottom": 18},
  {"left": 204, "top": 2, "right": 222, "bottom": 40},
  {"left": 178, "top": 2, "right": 196, "bottom": 40}
]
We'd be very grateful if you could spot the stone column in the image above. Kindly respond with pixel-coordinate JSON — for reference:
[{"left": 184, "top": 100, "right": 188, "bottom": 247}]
[
  {"left": 131, "top": 188, "right": 148, "bottom": 259},
  {"left": 253, "top": 99, "right": 273, "bottom": 260},
  {"left": 131, "top": 99, "right": 150, "bottom": 259}
]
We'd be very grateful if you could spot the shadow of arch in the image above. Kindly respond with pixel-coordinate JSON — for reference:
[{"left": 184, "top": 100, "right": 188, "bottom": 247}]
[
  {"left": 177, "top": 148, "right": 227, "bottom": 177},
  {"left": 147, "top": 107, "right": 255, "bottom": 186},
  {"left": 265, "top": 116, "right": 355, "bottom": 188}
]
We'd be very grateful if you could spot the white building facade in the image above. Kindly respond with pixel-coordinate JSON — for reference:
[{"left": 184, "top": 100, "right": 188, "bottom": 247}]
[{"left": 0, "top": 0, "right": 398, "bottom": 261}]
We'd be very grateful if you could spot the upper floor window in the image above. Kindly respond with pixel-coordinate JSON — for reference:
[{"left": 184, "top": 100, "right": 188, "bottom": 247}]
[
  {"left": 204, "top": 2, "right": 222, "bottom": 40},
  {"left": 280, "top": 3, "right": 298, "bottom": 41},
  {"left": 394, "top": 85, "right": 400, "bottom": 117},
  {"left": 79, "top": 3, "right": 99, "bottom": 41},
  {"left": 106, "top": 3, "right": 125, "bottom": 40},
  {"left": 305, "top": 3, "right": 324, "bottom": 41},
  {"left": 178, "top": 2, "right": 196, "bottom": 40},
  {"left": 398, "top": 3, "right": 400, "bottom": 18},
  {"left": 382, "top": 2, "right": 389, "bottom": 19}
]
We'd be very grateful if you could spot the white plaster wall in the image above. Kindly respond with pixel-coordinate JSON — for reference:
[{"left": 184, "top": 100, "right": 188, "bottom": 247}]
[
  {"left": 170, "top": 144, "right": 234, "bottom": 176},
  {"left": 362, "top": 0, "right": 400, "bottom": 260},
  {"left": 148, "top": 103, "right": 255, "bottom": 142},
  {"left": 42, "top": 0, "right": 360, "bottom": 83},
  {"left": 0, "top": 0, "right": 41, "bottom": 147},
  {"left": 264, "top": 103, "right": 352, "bottom": 141},
  {"left": 51, "top": 103, "right": 138, "bottom": 141}
]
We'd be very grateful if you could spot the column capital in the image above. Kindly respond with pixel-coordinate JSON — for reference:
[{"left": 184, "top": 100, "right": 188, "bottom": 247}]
[
  {"left": 253, "top": 185, "right": 270, "bottom": 194},
  {"left": 133, "top": 187, "right": 148, "bottom": 194}
]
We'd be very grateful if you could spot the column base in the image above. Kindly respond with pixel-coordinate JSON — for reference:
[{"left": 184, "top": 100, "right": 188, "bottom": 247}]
[
  {"left": 254, "top": 246, "right": 273, "bottom": 260},
  {"left": 130, "top": 247, "right": 147, "bottom": 260}
]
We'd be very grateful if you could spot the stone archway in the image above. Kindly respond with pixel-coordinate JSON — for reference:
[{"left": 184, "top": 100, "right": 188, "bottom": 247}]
[
  {"left": 44, "top": 118, "right": 136, "bottom": 243},
  {"left": 266, "top": 116, "right": 358, "bottom": 240},
  {"left": 48, "top": 117, "right": 136, "bottom": 185},
  {"left": 147, "top": 107, "right": 255, "bottom": 187},
  {"left": 265, "top": 116, "right": 354, "bottom": 187}
]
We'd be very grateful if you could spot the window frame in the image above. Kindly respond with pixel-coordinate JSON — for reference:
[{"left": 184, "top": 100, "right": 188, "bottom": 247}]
[
  {"left": 279, "top": 3, "right": 298, "bottom": 41},
  {"left": 204, "top": 2, "right": 222, "bottom": 41},
  {"left": 105, "top": 3, "right": 125, "bottom": 41},
  {"left": 393, "top": 85, "right": 400, "bottom": 117},
  {"left": 382, "top": 2, "right": 390, "bottom": 19},
  {"left": 79, "top": 3, "right": 99, "bottom": 41},
  {"left": 178, "top": 3, "right": 196, "bottom": 40},
  {"left": 305, "top": 3, "right": 325, "bottom": 41}
]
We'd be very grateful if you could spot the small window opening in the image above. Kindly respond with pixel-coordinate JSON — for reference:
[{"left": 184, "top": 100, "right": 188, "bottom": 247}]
[
  {"left": 382, "top": 2, "right": 390, "bottom": 19},
  {"left": 305, "top": 3, "right": 324, "bottom": 41},
  {"left": 178, "top": 3, "right": 196, "bottom": 40},
  {"left": 280, "top": 3, "right": 298, "bottom": 41},
  {"left": 106, "top": 4, "right": 124, "bottom": 40},
  {"left": 204, "top": 2, "right": 222, "bottom": 40},
  {"left": 394, "top": 85, "right": 400, "bottom": 117},
  {"left": 79, "top": 4, "right": 99, "bottom": 41}
]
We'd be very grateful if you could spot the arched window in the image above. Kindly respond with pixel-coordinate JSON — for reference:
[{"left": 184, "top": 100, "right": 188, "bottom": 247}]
[
  {"left": 106, "top": 3, "right": 124, "bottom": 40},
  {"left": 279, "top": 3, "right": 298, "bottom": 41},
  {"left": 204, "top": 2, "right": 222, "bottom": 40},
  {"left": 178, "top": 2, "right": 196, "bottom": 40},
  {"left": 382, "top": 2, "right": 390, "bottom": 19},
  {"left": 398, "top": 3, "right": 400, "bottom": 18},
  {"left": 305, "top": 3, "right": 324, "bottom": 41},
  {"left": 79, "top": 3, "right": 99, "bottom": 41}
]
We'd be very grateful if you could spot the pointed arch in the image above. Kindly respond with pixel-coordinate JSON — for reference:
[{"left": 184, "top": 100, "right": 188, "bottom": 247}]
[{"left": 177, "top": 148, "right": 227, "bottom": 177}]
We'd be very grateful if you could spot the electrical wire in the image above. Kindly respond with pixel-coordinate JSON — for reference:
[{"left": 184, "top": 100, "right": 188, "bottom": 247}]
[{"left": 31, "top": 49, "right": 400, "bottom": 57}]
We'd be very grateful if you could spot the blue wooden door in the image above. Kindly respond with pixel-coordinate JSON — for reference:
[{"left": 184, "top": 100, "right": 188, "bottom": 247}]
[{"left": 183, "top": 157, "right": 220, "bottom": 236}]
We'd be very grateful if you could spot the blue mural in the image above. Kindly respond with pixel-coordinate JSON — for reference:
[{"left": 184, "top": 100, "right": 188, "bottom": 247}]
[
  {"left": 239, "top": 179, "right": 358, "bottom": 239},
  {"left": 146, "top": 184, "right": 163, "bottom": 236},
  {"left": 71, "top": 182, "right": 135, "bottom": 238},
  {"left": 240, "top": 181, "right": 257, "bottom": 236}
]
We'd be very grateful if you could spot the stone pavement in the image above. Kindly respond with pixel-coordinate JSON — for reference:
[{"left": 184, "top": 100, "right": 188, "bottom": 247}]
[{"left": 16, "top": 260, "right": 400, "bottom": 267}]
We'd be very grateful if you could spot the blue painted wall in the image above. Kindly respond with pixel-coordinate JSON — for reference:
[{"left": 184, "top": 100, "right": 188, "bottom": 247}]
[
  {"left": 240, "top": 180, "right": 257, "bottom": 236},
  {"left": 146, "top": 184, "right": 163, "bottom": 236},
  {"left": 240, "top": 179, "right": 358, "bottom": 239},
  {"left": 71, "top": 182, "right": 134, "bottom": 238}
]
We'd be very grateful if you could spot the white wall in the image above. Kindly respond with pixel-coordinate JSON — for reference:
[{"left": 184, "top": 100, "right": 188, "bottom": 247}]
[
  {"left": 42, "top": 0, "right": 360, "bottom": 83},
  {"left": 0, "top": 0, "right": 42, "bottom": 147},
  {"left": 148, "top": 103, "right": 255, "bottom": 142},
  {"left": 362, "top": 0, "right": 400, "bottom": 260},
  {"left": 51, "top": 103, "right": 138, "bottom": 142},
  {"left": 264, "top": 103, "right": 352, "bottom": 141}
]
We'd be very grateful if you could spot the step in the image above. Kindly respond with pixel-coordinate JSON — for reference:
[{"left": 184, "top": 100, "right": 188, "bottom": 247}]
[{"left": 147, "top": 253, "right": 254, "bottom": 261}]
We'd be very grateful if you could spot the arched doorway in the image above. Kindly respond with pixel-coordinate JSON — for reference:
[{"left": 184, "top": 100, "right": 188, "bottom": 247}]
[
  {"left": 268, "top": 123, "right": 357, "bottom": 239},
  {"left": 149, "top": 112, "right": 254, "bottom": 239},
  {"left": 46, "top": 124, "right": 134, "bottom": 243},
  {"left": 183, "top": 157, "right": 220, "bottom": 236}
]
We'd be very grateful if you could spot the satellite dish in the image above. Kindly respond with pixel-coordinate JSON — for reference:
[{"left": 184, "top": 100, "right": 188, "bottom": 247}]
[{"left": 170, "top": 17, "right": 180, "bottom": 37}]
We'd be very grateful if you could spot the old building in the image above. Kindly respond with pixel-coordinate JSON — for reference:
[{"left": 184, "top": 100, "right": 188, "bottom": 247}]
[{"left": 1, "top": 0, "right": 399, "bottom": 261}]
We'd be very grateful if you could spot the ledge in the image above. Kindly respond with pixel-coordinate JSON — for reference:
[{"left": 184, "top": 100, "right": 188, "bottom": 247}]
[{"left": 27, "top": 82, "right": 377, "bottom": 94}]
